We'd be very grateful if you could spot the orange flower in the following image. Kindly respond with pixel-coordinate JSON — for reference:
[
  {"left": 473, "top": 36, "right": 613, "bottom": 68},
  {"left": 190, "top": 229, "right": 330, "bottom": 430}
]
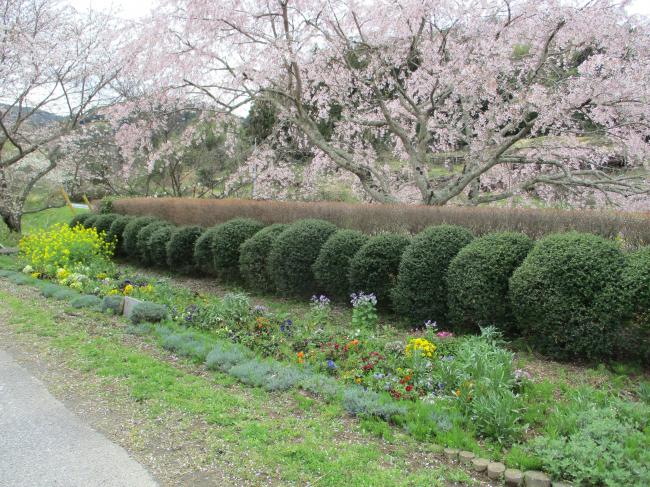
[
  {"left": 297, "top": 351, "right": 305, "bottom": 364},
  {"left": 454, "top": 389, "right": 461, "bottom": 397},
  {"left": 349, "top": 339, "right": 360, "bottom": 347}
]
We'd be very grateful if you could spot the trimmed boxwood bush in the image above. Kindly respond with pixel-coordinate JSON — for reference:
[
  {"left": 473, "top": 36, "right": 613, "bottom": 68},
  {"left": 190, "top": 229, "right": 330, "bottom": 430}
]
[
  {"left": 239, "top": 223, "right": 288, "bottom": 292},
  {"left": 313, "top": 229, "right": 367, "bottom": 301},
  {"left": 167, "top": 226, "right": 203, "bottom": 274},
  {"left": 618, "top": 247, "right": 650, "bottom": 365},
  {"left": 268, "top": 219, "right": 337, "bottom": 296},
  {"left": 349, "top": 233, "right": 411, "bottom": 309},
  {"left": 194, "top": 226, "right": 220, "bottom": 275},
  {"left": 122, "top": 216, "right": 160, "bottom": 259},
  {"left": 107, "top": 215, "right": 134, "bottom": 256},
  {"left": 69, "top": 213, "right": 92, "bottom": 228},
  {"left": 509, "top": 232, "right": 627, "bottom": 360},
  {"left": 392, "top": 225, "right": 473, "bottom": 323},
  {"left": 136, "top": 221, "right": 172, "bottom": 266},
  {"left": 446, "top": 232, "right": 533, "bottom": 333},
  {"left": 147, "top": 225, "right": 175, "bottom": 268},
  {"left": 93, "top": 213, "right": 120, "bottom": 236},
  {"left": 211, "top": 218, "right": 264, "bottom": 281},
  {"left": 83, "top": 214, "right": 99, "bottom": 229}
]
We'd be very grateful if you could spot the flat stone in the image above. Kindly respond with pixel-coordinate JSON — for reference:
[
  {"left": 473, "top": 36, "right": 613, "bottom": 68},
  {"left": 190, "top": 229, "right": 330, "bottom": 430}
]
[
  {"left": 471, "top": 458, "right": 489, "bottom": 472},
  {"left": 443, "top": 448, "right": 459, "bottom": 460},
  {"left": 524, "top": 471, "right": 551, "bottom": 487},
  {"left": 0, "top": 247, "right": 18, "bottom": 254},
  {"left": 505, "top": 468, "right": 524, "bottom": 486},
  {"left": 487, "top": 462, "right": 506, "bottom": 480},
  {"left": 458, "top": 450, "right": 475, "bottom": 465},
  {"left": 122, "top": 296, "right": 142, "bottom": 318},
  {"left": 552, "top": 483, "right": 572, "bottom": 487}
]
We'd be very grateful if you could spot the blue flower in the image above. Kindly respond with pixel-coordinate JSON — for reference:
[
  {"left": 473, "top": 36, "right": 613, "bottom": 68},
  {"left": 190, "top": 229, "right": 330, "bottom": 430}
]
[{"left": 326, "top": 360, "right": 337, "bottom": 369}]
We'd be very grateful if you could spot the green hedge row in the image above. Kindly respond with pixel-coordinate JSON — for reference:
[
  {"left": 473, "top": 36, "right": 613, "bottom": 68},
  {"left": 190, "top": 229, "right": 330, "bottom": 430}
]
[{"left": 75, "top": 213, "right": 650, "bottom": 364}]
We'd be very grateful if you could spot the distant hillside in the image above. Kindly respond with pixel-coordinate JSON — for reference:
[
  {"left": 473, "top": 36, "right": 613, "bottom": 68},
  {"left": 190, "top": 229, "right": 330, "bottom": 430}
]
[{"left": 0, "top": 104, "right": 64, "bottom": 127}]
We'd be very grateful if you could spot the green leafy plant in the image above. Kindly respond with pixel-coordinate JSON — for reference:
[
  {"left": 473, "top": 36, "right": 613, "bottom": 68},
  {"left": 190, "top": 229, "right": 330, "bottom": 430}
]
[
  {"left": 313, "top": 229, "right": 367, "bottom": 301},
  {"left": 268, "top": 219, "right": 337, "bottom": 296},
  {"left": 446, "top": 232, "right": 533, "bottom": 333},
  {"left": 392, "top": 225, "right": 473, "bottom": 322},
  {"left": 350, "top": 292, "right": 379, "bottom": 329},
  {"left": 349, "top": 232, "right": 410, "bottom": 308},
  {"left": 210, "top": 218, "right": 264, "bottom": 281},
  {"left": 619, "top": 246, "right": 650, "bottom": 366},
  {"left": 238, "top": 223, "right": 288, "bottom": 292}
]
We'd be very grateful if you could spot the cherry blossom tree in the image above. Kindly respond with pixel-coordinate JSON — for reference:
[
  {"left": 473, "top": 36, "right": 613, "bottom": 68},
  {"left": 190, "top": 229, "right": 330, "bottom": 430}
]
[
  {"left": 126, "top": 0, "right": 650, "bottom": 206},
  {"left": 0, "top": 0, "right": 122, "bottom": 232}
]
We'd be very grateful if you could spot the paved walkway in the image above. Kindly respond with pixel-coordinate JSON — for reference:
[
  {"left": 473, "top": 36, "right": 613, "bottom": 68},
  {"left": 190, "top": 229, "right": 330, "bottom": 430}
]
[{"left": 0, "top": 349, "right": 158, "bottom": 487}]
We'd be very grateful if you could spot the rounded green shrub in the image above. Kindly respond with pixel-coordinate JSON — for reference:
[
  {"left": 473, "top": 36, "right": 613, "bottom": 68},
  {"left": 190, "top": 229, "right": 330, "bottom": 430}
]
[
  {"left": 130, "top": 301, "right": 168, "bottom": 324},
  {"left": 239, "top": 223, "right": 288, "bottom": 292},
  {"left": 392, "top": 225, "right": 473, "bottom": 322},
  {"left": 83, "top": 214, "right": 100, "bottom": 229},
  {"left": 211, "top": 218, "right": 264, "bottom": 281},
  {"left": 618, "top": 247, "right": 650, "bottom": 365},
  {"left": 122, "top": 216, "right": 160, "bottom": 259},
  {"left": 70, "top": 294, "right": 102, "bottom": 310},
  {"left": 167, "top": 226, "right": 203, "bottom": 274},
  {"left": 349, "top": 233, "right": 411, "bottom": 308},
  {"left": 194, "top": 226, "right": 220, "bottom": 275},
  {"left": 92, "top": 213, "right": 119, "bottom": 236},
  {"left": 313, "top": 229, "right": 367, "bottom": 300},
  {"left": 446, "top": 232, "right": 533, "bottom": 332},
  {"left": 509, "top": 232, "right": 627, "bottom": 360},
  {"left": 268, "top": 219, "right": 337, "bottom": 296},
  {"left": 107, "top": 215, "right": 134, "bottom": 256},
  {"left": 136, "top": 221, "right": 172, "bottom": 266},
  {"left": 147, "top": 226, "right": 175, "bottom": 268},
  {"left": 69, "top": 213, "right": 92, "bottom": 228}
]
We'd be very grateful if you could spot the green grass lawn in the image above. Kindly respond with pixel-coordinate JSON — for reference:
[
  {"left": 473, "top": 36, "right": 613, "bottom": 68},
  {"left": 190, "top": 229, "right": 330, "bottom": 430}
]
[{"left": 0, "top": 206, "right": 86, "bottom": 247}]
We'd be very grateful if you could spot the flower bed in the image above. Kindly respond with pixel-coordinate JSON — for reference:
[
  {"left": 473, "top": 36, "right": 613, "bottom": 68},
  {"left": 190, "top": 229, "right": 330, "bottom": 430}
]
[{"left": 9, "top": 216, "right": 650, "bottom": 484}]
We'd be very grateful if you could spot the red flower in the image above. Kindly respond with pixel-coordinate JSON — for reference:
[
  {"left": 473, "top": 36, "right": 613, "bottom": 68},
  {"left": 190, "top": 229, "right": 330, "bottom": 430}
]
[{"left": 405, "top": 385, "right": 414, "bottom": 392}]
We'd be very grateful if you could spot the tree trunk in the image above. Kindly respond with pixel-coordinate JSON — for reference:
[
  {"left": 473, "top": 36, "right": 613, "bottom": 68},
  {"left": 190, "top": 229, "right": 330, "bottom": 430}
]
[{"left": 0, "top": 208, "right": 21, "bottom": 233}]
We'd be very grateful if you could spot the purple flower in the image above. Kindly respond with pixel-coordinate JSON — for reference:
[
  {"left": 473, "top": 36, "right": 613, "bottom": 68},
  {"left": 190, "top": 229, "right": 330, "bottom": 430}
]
[
  {"left": 424, "top": 320, "right": 437, "bottom": 330},
  {"left": 350, "top": 291, "right": 377, "bottom": 307},
  {"left": 280, "top": 319, "right": 293, "bottom": 334},
  {"left": 326, "top": 360, "right": 337, "bottom": 369},
  {"left": 311, "top": 295, "right": 331, "bottom": 308}
]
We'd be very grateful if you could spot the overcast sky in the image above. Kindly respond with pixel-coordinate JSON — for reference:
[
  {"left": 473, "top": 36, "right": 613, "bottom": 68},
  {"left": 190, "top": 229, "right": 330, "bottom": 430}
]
[{"left": 68, "top": 0, "right": 650, "bottom": 19}]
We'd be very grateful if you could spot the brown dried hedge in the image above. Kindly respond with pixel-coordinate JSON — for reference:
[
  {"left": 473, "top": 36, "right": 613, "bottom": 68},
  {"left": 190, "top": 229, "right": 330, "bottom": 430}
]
[{"left": 111, "top": 197, "right": 650, "bottom": 247}]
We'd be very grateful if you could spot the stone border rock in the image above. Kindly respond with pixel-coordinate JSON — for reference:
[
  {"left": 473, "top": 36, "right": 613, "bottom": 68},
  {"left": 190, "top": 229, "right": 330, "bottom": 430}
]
[{"left": 451, "top": 451, "right": 561, "bottom": 487}]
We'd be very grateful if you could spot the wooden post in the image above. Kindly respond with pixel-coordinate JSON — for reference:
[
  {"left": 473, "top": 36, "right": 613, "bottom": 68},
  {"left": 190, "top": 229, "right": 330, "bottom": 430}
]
[
  {"left": 82, "top": 194, "right": 92, "bottom": 210},
  {"left": 60, "top": 187, "right": 76, "bottom": 215}
]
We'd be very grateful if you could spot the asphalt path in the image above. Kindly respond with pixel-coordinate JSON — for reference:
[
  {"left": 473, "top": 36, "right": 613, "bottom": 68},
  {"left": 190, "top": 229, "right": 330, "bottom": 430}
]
[{"left": 0, "top": 349, "right": 158, "bottom": 487}]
